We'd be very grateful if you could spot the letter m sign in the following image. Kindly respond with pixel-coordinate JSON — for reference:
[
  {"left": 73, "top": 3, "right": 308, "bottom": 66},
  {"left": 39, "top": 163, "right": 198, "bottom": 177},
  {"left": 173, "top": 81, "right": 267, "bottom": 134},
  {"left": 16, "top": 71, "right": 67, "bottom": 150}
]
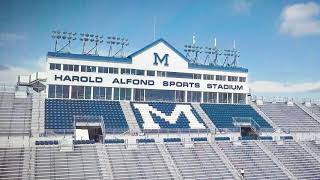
[{"left": 153, "top": 53, "right": 169, "bottom": 66}]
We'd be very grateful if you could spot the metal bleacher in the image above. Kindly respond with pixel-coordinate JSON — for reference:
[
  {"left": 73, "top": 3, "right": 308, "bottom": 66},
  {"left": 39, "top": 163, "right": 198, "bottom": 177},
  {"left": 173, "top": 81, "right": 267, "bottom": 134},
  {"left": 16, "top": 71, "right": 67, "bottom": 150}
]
[
  {"left": 0, "top": 147, "right": 28, "bottom": 180},
  {"left": 0, "top": 92, "right": 32, "bottom": 136},
  {"left": 165, "top": 142, "right": 236, "bottom": 179},
  {"left": 34, "top": 144, "right": 103, "bottom": 179},
  {"left": 258, "top": 103, "right": 320, "bottom": 132},
  {"left": 105, "top": 143, "right": 173, "bottom": 179},
  {"left": 262, "top": 140, "right": 320, "bottom": 179},
  {"left": 218, "top": 141, "right": 290, "bottom": 180},
  {"left": 302, "top": 140, "right": 320, "bottom": 157},
  {"left": 305, "top": 104, "right": 320, "bottom": 118}
]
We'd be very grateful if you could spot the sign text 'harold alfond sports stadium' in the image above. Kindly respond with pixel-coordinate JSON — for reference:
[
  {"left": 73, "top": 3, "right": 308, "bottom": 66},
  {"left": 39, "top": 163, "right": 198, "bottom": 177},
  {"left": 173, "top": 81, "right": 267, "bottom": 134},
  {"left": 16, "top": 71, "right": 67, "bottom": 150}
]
[{"left": 54, "top": 75, "right": 244, "bottom": 91}]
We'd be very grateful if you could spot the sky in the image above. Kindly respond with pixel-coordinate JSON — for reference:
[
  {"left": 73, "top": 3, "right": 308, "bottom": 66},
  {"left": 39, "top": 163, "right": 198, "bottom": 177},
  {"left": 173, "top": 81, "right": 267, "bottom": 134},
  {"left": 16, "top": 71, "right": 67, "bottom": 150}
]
[{"left": 0, "top": 0, "right": 319, "bottom": 99}]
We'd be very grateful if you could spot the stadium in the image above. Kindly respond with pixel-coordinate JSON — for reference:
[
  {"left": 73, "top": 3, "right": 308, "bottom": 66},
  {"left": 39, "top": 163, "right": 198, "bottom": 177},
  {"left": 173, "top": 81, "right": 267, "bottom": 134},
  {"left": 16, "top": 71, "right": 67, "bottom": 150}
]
[{"left": 0, "top": 29, "right": 320, "bottom": 180}]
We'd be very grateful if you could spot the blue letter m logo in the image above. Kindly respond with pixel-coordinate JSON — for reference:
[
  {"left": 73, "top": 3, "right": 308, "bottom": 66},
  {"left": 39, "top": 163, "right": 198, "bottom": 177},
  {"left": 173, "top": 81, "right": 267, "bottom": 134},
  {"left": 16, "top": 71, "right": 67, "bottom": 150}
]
[{"left": 153, "top": 53, "right": 169, "bottom": 66}]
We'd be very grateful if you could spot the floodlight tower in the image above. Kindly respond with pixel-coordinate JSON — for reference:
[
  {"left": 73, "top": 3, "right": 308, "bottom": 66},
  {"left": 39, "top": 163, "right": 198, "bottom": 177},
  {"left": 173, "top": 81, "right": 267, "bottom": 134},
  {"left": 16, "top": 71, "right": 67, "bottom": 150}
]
[
  {"left": 204, "top": 38, "right": 222, "bottom": 66},
  {"left": 230, "top": 40, "right": 240, "bottom": 67},
  {"left": 79, "top": 33, "right": 103, "bottom": 55},
  {"left": 107, "top": 36, "right": 129, "bottom": 57},
  {"left": 184, "top": 35, "right": 203, "bottom": 64},
  {"left": 51, "top": 31, "right": 76, "bottom": 53},
  {"left": 184, "top": 45, "right": 203, "bottom": 64},
  {"left": 222, "top": 49, "right": 233, "bottom": 67},
  {"left": 79, "top": 33, "right": 90, "bottom": 54},
  {"left": 230, "top": 49, "right": 240, "bottom": 67},
  {"left": 86, "top": 35, "right": 104, "bottom": 55},
  {"left": 114, "top": 38, "right": 129, "bottom": 57}
]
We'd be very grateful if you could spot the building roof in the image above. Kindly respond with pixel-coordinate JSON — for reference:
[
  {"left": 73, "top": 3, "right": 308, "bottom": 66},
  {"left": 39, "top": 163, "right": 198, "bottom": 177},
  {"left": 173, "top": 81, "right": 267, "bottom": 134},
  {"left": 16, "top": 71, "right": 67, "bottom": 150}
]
[{"left": 47, "top": 38, "right": 248, "bottom": 73}]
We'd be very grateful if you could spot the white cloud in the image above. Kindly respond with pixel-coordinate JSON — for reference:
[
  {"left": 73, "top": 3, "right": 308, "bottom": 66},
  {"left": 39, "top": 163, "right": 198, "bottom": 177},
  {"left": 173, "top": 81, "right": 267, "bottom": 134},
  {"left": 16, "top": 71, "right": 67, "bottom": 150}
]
[
  {"left": 250, "top": 81, "right": 320, "bottom": 93},
  {"left": 280, "top": 2, "right": 320, "bottom": 37},
  {"left": 232, "top": 0, "right": 253, "bottom": 13},
  {"left": 0, "top": 57, "right": 46, "bottom": 86}
]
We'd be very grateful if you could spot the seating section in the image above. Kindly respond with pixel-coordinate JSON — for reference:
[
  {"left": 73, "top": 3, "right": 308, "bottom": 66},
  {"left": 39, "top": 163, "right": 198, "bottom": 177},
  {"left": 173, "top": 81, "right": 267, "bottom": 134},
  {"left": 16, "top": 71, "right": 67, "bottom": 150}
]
[
  {"left": 305, "top": 104, "right": 320, "bottom": 118},
  {"left": 218, "top": 141, "right": 289, "bottom": 180},
  {"left": 258, "top": 103, "right": 320, "bottom": 132},
  {"left": 0, "top": 92, "right": 32, "bottom": 136},
  {"left": 106, "top": 143, "right": 173, "bottom": 179},
  {"left": 35, "top": 145, "right": 103, "bottom": 179},
  {"left": 200, "top": 104, "right": 272, "bottom": 130},
  {"left": 0, "top": 148, "right": 27, "bottom": 180},
  {"left": 35, "top": 140, "right": 58, "bottom": 145},
  {"left": 263, "top": 140, "right": 320, "bottom": 179},
  {"left": 302, "top": 141, "right": 320, "bottom": 156},
  {"left": 165, "top": 142, "right": 235, "bottom": 179},
  {"left": 45, "top": 99, "right": 129, "bottom": 133},
  {"left": 131, "top": 102, "right": 207, "bottom": 132}
]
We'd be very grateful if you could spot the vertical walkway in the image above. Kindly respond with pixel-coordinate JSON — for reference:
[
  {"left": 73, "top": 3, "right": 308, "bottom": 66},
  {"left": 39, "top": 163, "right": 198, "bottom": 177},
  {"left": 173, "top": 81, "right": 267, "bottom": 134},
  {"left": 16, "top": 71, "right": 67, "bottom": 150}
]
[
  {"left": 192, "top": 103, "right": 217, "bottom": 132},
  {"left": 120, "top": 101, "right": 141, "bottom": 134}
]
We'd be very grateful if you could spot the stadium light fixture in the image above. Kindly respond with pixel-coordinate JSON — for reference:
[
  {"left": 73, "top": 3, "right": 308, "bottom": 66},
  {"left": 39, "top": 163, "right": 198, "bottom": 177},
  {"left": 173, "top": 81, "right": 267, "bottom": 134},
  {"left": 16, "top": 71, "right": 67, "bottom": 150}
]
[
  {"left": 107, "top": 36, "right": 129, "bottom": 57},
  {"left": 51, "top": 30, "right": 77, "bottom": 53}
]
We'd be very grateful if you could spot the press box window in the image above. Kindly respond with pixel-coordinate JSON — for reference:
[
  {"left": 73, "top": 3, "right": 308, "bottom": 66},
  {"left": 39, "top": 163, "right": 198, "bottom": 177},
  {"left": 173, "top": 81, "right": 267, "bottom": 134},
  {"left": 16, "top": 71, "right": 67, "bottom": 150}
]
[
  {"left": 147, "top": 71, "right": 155, "bottom": 76},
  {"left": 63, "top": 64, "right": 79, "bottom": 71},
  {"left": 81, "top": 65, "right": 96, "bottom": 72},
  {"left": 203, "top": 74, "right": 214, "bottom": 80},
  {"left": 193, "top": 74, "right": 202, "bottom": 79},
  {"left": 157, "top": 71, "right": 166, "bottom": 77},
  {"left": 228, "top": 76, "right": 238, "bottom": 82},
  {"left": 216, "top": 75, "right": 226, "bottom": 81},
  {"left": 49, "top": 63, "right": 61, "bottom": 70},
  {"left": 109, "top": 67, "right": 118, "bottom": 74},
  {"left": 136, "top": 69, "right": 144, "bottom": 76},
  {"left": 121, "top": 68, "right": 130, "bottom": 75},
  {"left": 48, "top": 85, "right": 69, "bottom": 99},
  {"left": 239, "top": 77, "right": 246, "bottom": 82},
  {"left": 98, "top": 67, "right": 109, "bottom": 73}
]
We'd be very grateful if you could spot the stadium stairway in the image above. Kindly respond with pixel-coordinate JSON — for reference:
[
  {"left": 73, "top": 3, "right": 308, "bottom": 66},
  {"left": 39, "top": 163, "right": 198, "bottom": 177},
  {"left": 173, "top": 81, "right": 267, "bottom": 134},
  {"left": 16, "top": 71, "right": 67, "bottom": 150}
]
[
  {"left": 165, "top": 142, "right": 237, "bottom": 179},
  {"left": 262, "top": 140, "right": 320, "bottom": 179},
  {"left": 119, "top": 101, "right": 141, "bottom": 134},
  {"left": 156, "top": 143, "right": 183, "bottom": 179},
  {"left": 250, "top": 102, "right": 279, "bottom": 130},
  {"left": 31, "top": 92, "right": 45, "bottom": 137},
  {"left": 96, "top": 143, "right": 114, "bottom": 179},
  {"left": 217, "top": 141, "right": 291, "bottom": 180},
  {"left": 295, "top": 103, "right": 320, "bottom": 125},
  {"left": 105, "top": 143, "right": 174, "bottom": 179},
  {"left": 191, "top": 103, "right": 217, "bottom": 132},
  {"left": 0, "top": 92, "right": 32, "bottom": 137},
  {"left": 299, "top": 141, "right": 320, "bottom": 162},
  {"left": 303, "top": 104, "right": 320, "bottom": 118},
  {"left": 258, "top": 103, "right": 320, "bottom": 132}
]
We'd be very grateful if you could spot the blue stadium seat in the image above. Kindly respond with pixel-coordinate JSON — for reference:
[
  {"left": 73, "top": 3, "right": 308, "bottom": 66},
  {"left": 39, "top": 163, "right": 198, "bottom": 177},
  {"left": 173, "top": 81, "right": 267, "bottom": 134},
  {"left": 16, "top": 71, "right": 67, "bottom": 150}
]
[
  {"left": 258, "top": 136, "right": 273, "bottom": 140},
  {"left": 131, "top": 102, "right": 208, "bottom": 132},
  {"left": 200, "top": 104, "right": 272, "bottom": 130},
  {"left": 136, "top": 139, "right": 155, "bottom": 143},
  {"left": 215, "top": 137, "right": 230, "bottom": 141},
  {"left": 191, "top": 137, "right": 208, "bottom": 142},
  {"left": 164, "top": 138, "right": 181, "bottom": 142},
  {"left": 105, "top": 139, "right": 125, "bottom": 144},
  {"left": 45, "top": 99, "right": 129, "bottom": 133}
]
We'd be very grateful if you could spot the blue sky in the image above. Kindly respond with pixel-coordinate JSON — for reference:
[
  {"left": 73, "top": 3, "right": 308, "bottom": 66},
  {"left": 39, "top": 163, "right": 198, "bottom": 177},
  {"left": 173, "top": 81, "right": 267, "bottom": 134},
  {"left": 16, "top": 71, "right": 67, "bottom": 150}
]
[{"left": 0, "top": 0, "right": 319, "bottom": 99}]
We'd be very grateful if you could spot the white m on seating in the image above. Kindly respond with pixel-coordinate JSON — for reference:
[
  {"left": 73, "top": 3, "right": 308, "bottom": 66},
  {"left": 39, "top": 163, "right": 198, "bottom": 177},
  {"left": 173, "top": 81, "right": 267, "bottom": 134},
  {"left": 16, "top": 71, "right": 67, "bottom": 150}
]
[{"left": 133, "top": 103, "right": 206, "bottom": 129}]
